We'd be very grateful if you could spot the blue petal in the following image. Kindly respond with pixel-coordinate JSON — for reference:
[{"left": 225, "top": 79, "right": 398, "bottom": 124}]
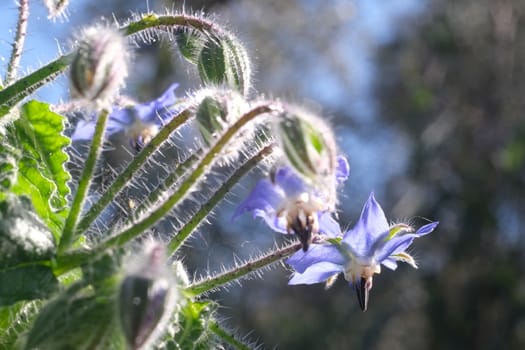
[
  {"left": 381, "top": 257, "right": 399, "bottom": 270},
  {"left": 105, "top": 108, "right": 134, "bottom": 135},
  {"left": 287, "top": 244, "right": 344, "bottom": 273},
  {"left": 135, "top": 83, "right": 179, "bottom": 124},
  {"left": 375, "top": 234, "right": 418, "bottom": 263},
  {"left": 335, "top": 155, "right": 350, "bottom": 183},
  {"left": 253, "top": 208, "right": 287, "bottom": 233},
  {"left": 232, "top": 178, "right": 284, "bottom": 220},
  {"left": 342, "top": 192, "right": 389, "bottom": 257},
  {"left": 71, "top": 120, "right": 96, "bottom": 141},
  {"left": 288, "top": 262, "right": 343, "bottom": 285},
  {"left": 274, "top": 166, "right": 308, "bottom": 197},
  {"left": 318, "top": 212, "right": 341, "bottom": 237},
  {"left": 416, "top": 221, "right": 439, "bottom": 236}
]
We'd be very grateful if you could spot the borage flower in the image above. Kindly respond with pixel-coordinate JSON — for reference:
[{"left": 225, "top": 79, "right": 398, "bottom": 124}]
[
  {"left": 287, "top": 193, "right": 438, "bottom": 311},
  {"left": 232, "top": 156, "right": 349, "bottom": 251},
  {"left": 72, "top": 83, "right": 181, "bottom": 150}
]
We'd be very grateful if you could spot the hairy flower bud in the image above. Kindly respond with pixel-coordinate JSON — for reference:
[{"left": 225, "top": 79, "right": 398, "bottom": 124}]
[
  {"left": 44, "top": 0, "right": 69, "bottom": 19},
  {"left": 69, "top": 26, "right": 129, "bottom": 107},
  {"left": 276, "top": 106, "right": 339, "bottom": 208},
  {"left": 193, "top": 88, "right": 249, "bottom": 164},
  {"left": 195, "top": 88, "right": 247, "bottom": 146},
  {"left": 119, "top": 241, "right": 179, "bottom": 350},
  {"left": 197, "top": 34, "right": 252, "bottom": 96}
]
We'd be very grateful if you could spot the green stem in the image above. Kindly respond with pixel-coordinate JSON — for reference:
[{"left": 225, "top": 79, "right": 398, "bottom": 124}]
[
  {"left": 210, "top": 322, "right": 252, "bottom": 350},
  {"left": 75, "top": 109, "right": 193, "bottom": 235},
  {"left": 5, "top": 0, "right": 29, "bottom": 85},
  {"left": 134, "top": 151, "right": 202, "bottom": 216},
  {"left": 0, "top": 55, "right": 71, "bottom": 115},
  {"left": 122, "top": 13, "right": 221, "bottom": 37},
  {"left": 0, "top": 13, "right": 229, "bottom": 117},
  {"left": 186, "top": 242, "right": 301, "bottom": 296},
  {"left": 97, "top": 104, "right": 278, "bottom": 251},
  {"left": 167, "top": 145, "right": 274, "bottom": 256},
  {"left": 58, "top": 109, "right": 109, "bottom": 253}
]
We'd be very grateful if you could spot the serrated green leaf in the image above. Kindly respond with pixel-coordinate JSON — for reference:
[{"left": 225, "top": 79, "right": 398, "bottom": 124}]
[
  {"left": 10, "top": 100, "right": 71, "bottom": 237},
  {"left": 0, "top": 265, "right": 58, "bottom": 306}
]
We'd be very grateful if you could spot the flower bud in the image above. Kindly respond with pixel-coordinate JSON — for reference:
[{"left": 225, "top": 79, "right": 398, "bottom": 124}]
[
  {"left": 118, "top": 241, "right": 179, "bottom": 350},
  {"left": 193, "top": 88, "right": 249, "bottom": 164},
  {"left": 197, "top": 34, "right": 252, "bottom": 96},
  {"left": 69, "top": 26, "right": 129, "bottom": 107},
  {"left": 44, "top": 0, "right": 69, "bottom": 20},
  {"left": 275, "top": 106, "right": 338, "bottom": 206},
  {"left": 194, "top": 88, "right": 247, "bottom": 146}
]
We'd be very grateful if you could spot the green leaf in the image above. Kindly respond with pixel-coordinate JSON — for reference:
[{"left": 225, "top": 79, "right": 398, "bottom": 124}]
[
  {"left": 24, "top": 287, "right": 125, "bottom": 350},
  {"left": 0, "top": 265, "right": 58, "bottom": 306},
  {"left": 0, "top": 195, "right": 55, "bottom": 270},
  {"left": 10, "top": 100, "right": 71, "bottom": 237},
  {"left": 0, "top": 196, "right": 58, "bottom": 306}
]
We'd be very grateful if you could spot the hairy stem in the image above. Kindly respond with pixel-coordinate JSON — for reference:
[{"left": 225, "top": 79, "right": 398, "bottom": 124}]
[
  {"left": 0, "top": 13, "right": 233, "bottom": 117},
  {"left": 167, "top": 145, "right": 274, "bottom": 256},
  {"left": 75, "top": 109, "right": 193, "bottom": 234},
  {"left": 186, "top": 242, "right": 301, "bottom": 296},
  {"left": 5, "top": 0, "right": 29, "bottom": 85},
  {"left": 210, "top": 322, "right": 252, "bottom": 350},
  {"left": 97, "top": 104, "right": 278, "bottom": 251},
  {"left": 134, "top": 151, "right": 202, "bottom": 216},
  {"left": 58, "top": 109, "right": 109, "bottom": 253}
]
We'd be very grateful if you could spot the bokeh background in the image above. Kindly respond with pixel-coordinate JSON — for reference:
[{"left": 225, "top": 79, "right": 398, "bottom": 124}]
[{"left": 1, "top": 0, "right": 525, "bottom": 349}]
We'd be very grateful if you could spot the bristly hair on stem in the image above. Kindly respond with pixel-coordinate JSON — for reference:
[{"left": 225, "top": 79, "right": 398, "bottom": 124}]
[
  {"left": 186, "top": 242, "right": 301, "bottom": 297},
  {"left": 5, "top": 0, "right": 29, "bottom": 85}
]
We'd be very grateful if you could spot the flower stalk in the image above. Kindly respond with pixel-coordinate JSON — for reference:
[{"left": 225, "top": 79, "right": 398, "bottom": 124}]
[
  {"left": 97, "top": 104, "right": 278, "bottom": 252},
  {"left": 167, "top": 145, "right": 274, "bottom": 256},
  {"left": 75, "top": 108, "right": 193, "bottom": 235},
  {"left": 59, "top": 109, "right": 109, "bottom": 253},
  {"left": 186, "top": 242, "right": 301, "bottom": 296}
]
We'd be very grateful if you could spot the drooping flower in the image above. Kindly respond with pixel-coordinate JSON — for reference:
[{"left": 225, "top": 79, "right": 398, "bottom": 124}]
[
  {"left": 287, "top": 192, "right": 438, "bottom": 311},
  {"left": 232, "top": 155, "right": 349, "bottom": 251},
  {"left": 71, "top": 83, "right": 181, "bottom": 150}
]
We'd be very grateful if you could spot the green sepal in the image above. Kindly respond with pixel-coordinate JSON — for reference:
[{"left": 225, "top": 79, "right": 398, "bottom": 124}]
[
  {"left": 196, "top": 96, "right": 228, "bottom": 146},
  {"left": 172, "top": 300, "right": 218, "bottom": 350},
  {"left": 198, "top": 36, "right": 226, "bottom": 86},
  {"left": 176, "top": 28, "right": 205, "bottom": 64}
]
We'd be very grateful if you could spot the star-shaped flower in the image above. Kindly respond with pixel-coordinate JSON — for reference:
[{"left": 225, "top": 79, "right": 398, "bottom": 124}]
[
  {"left": 232, "top": 155, "right": 349, "bottom": 250},
  {"left": 287, "top": 192, "right": 438, "bottom": 311},
  {"left": 72, "top": 83, "right": 181, "bottom": 150}
]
